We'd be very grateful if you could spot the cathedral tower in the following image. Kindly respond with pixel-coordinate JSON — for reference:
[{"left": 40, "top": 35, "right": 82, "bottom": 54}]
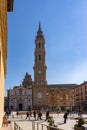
[
  {"left": 33, "top": 23, "right": 48, "bottom": 109},
  {"left": 34, "top": 22, "right": 47, "bottom": 85}
]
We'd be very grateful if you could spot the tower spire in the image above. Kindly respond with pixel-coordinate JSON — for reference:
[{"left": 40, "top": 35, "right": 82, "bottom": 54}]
[
  {"left": 39, "top": 21, "right": 41, "bottom": 31},
  {"left": 37, "top": 21, "right": 43, "bottom": 34},
  {"left": 36, "top": 21, "right": 44, "bottom": 40}
]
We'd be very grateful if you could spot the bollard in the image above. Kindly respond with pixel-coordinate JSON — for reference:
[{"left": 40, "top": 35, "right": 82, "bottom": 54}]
[
  {"left": 32, "top": 121, "right": 35, "bottom": 130},
  {"left": 37, "top": 123, "right": 39, "bottom": 130},
  {"left": 42, "top": 124, "right": 43, "bottom": 130}
]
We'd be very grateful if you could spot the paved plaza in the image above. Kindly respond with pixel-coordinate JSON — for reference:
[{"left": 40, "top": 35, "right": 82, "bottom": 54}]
[
  {"left": 6, "top": 112, "right": 87, "bottom": 130},
  {"left": 0, "top": 124, "right": 12, "bottom": 130}
]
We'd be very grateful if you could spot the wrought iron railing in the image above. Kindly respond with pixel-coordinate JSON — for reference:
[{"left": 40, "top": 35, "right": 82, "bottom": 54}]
[
  {"left": 14, "top": 122, "right": 23, "bottom": 130},
  {"left": 14, "top": 121, "right": 63, "bottom": 130}
]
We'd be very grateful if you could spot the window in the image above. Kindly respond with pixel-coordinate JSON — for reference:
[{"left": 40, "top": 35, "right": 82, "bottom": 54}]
[
  {"left": 19, "top": 97, "right": 22, "bottom": 101},
  {"left": 39, "top": 55, "right": 41, "bottom": 60},
  {"left": 10, "top": 106, "right": 13, "bottom": 110},
  {"left": 39, "top": 42, "right": 41, "bottom": 48}
]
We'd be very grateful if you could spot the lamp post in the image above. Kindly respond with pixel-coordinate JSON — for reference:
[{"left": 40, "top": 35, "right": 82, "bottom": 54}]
[{"left": 46, "top": 92, "right": 49, "bottom": 109}]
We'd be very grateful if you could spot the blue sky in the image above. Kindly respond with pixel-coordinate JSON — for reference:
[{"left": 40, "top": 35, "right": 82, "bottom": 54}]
[{"left": 5, "top": 0, "right": 87, "bottom": 95}]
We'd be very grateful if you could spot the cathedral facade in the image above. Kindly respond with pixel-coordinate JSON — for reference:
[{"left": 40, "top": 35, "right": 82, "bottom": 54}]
[
  {"left": 7, "top": 73, "right": 33, "bottom": 111},
  {"left": 7, "top": 23, "right": 78, "bottom": 111}
]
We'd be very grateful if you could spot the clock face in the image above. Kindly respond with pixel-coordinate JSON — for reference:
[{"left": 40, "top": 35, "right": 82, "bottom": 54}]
[
  {"left": 37, "top": 92, "right": 42, "bottom": 99},
  {"left": 38, "top": 70, "right": 41, "bottom": 74}
]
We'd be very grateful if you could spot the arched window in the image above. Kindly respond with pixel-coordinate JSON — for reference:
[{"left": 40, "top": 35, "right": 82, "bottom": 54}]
[
  {"left": 39, "top": 55, "right": 41, "bottom": 60},
  {"left": 39, "top": 42, "right": 41, "bottom": 48}
]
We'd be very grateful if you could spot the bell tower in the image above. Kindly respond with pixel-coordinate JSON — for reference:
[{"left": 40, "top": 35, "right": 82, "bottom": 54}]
[
  {"left": 33, "top": 22, "right": 47, "bottom": 85},
  {"left": 33, "top": 22, "right": 48, "bottom": 109}
]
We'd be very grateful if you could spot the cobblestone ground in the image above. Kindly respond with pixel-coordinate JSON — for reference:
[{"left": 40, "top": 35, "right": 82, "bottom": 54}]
[{"left": 9, "top": 112, "right": 87, "bottom": 130}]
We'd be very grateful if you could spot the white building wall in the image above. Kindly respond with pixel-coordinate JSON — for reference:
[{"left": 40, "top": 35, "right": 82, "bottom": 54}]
[{"left": 8, "top": 87, "right": 32, "bottom": 111}]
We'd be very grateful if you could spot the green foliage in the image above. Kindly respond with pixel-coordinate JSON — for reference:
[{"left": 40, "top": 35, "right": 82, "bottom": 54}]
[
  {"left": 47, "top": 116, "right": 57, "bottom": 127},
  {"left": 74, "top": 117, "right": 84, "bottom": 128}
]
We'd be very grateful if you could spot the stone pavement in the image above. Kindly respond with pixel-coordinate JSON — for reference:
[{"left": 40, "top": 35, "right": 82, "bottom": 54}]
[
  {"left": 8, "top": 113, "right": 87, "bottom": 130},
  {"left": 0, "top": 124, "right": 12, "bottom": 130}
]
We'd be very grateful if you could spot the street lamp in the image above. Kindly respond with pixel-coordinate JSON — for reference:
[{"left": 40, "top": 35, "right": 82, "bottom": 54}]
[{"left": 46, "top": 92, "right": 49, "bottom": 109}]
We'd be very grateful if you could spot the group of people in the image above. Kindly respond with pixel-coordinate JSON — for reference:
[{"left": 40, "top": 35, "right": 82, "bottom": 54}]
[
  {"left": 25, "top": 109, "right": 68, "bottom": 123},
  {"left": 3, "top": 108, "right": 70, "bottom": 127},
  {"left": 25, "top": 110, "right": 42, "bottom": 120},
  {"left": 16, "top": 109, "right": 50, "bottom": 121}
]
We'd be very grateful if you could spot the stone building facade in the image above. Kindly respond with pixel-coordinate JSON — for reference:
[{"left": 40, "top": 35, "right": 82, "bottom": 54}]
[
  {"left": 7, "top": 73, "right": 33, "bottom": 111},
  {"left": 4, "top": 97, "right": 8, "bottom": 111},
  {"left": 48, "top": 85, "right": 75, "bottom": 111},
  {"left": 7, "top": 23, "right": 79, "bottom": 111},
  {"left": 0, "top": 0, "right": 13, "bottom": 128},
  {"left": 74, "top": 81, "right": 87, "bottom": 111}
]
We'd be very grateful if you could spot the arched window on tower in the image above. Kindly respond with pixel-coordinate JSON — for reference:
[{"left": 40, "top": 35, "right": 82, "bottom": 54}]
[
  {"left": 39, "top": 55, "right": 41, "bottom": 61},
  {"left": 39, "top": 42, "right": 41, "bottom": 48}
]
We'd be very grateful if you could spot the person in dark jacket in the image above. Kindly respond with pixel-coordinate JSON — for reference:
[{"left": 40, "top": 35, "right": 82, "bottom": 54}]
[
  {"left": 25, "top": 111, "right": 30, "bottom": 120},
  {"left": 33, "top": 110, "right": 36, "bottom": 120},
  {"left": 63, "top": 112, "right": 68, "bottom": 123},
  {"left": 16, "top": 111, "right": 19, "bottom": 118},
  {"left": 37, "top": 110, "right": 42, "bottom": 120}
]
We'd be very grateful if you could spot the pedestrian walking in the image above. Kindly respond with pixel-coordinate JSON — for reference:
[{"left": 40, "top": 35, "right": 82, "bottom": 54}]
[
  {"left": 33, "top": 110, "right": 36, "bottom": 120},
  {"left": 37, "top": 110, "right": 42, "bottom": 120},
  {"left": 63, "top": 112, "right": 68, "bottom": 123},
  {"left": 25, "top": 111, "right": 30, "bottom": 120},
  {"left": 16, "top": 111, "right": 19, "bottom": 118}
]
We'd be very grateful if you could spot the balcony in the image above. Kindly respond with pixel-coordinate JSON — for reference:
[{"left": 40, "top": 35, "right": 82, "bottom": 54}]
[{"left": 7, "top": 0, "right": 14, "bottom": 12}]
